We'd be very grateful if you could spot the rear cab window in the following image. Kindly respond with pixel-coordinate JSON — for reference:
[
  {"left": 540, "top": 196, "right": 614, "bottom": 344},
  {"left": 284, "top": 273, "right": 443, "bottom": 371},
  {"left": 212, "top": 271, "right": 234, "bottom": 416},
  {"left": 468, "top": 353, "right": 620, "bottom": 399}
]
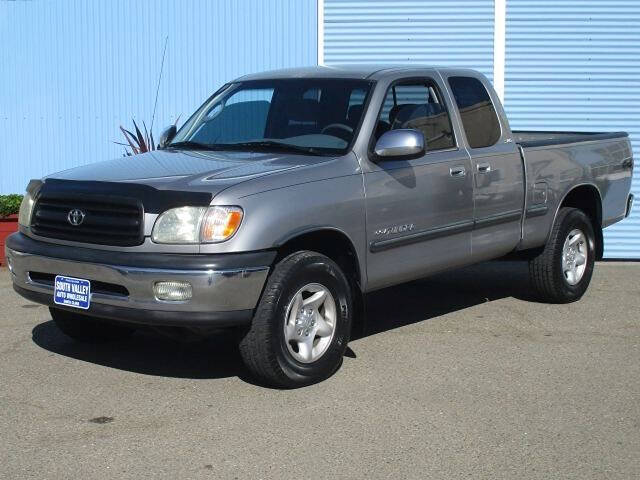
[
  {"left": 374, "top": 79, "right": 456, "bottom": 152},
  {"left": 447, "top": 76, "right": 501, "bottom": 149}
]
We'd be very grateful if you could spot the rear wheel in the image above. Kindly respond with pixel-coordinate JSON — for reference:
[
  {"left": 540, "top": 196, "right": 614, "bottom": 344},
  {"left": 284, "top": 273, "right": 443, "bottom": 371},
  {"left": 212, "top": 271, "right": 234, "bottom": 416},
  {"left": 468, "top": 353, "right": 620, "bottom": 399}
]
[
  {"left": 239, "top": 251, "right": 353, "bottom": 388},
  {"left": 528, "top": 207, "right": 596, "bottom": 303},
  {"left": 50, "top": 307, "right": 136, "bottom": 343}
]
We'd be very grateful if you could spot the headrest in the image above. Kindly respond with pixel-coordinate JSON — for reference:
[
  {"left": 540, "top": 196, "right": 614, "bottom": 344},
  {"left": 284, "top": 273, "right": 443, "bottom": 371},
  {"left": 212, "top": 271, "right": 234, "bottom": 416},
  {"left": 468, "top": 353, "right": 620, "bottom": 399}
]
[
  {"left": 394, "top": 103, "right": 446, "bottom": 127},
  {"left": 347, "top": 104, "right": 364, "bottom": 125},
  {"left": 390, "top": 104, "right": 416, "bottom": 126},
  {"left": 389, "top": 103, "right": 418, "bottom": 125},
  {"left": 285, "top": 99, "right": 321, "bottom": 122}
]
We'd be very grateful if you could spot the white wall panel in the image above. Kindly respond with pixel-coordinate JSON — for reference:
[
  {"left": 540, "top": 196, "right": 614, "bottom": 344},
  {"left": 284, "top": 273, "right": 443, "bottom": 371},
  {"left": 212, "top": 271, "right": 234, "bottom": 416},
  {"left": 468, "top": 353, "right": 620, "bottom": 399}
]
[{"left": 324, "top": 0, "right": 494, "bottom": 81}]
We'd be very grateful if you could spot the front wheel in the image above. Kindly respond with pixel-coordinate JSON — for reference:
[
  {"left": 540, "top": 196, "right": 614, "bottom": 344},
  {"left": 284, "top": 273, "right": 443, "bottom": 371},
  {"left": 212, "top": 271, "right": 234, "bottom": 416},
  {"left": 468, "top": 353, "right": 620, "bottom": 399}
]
[
  {"left": 239, "top": 251, "right": 353, "bottom": 388},
  {"left": 528, "top": 207, "right": 596, "bottom": 303}
]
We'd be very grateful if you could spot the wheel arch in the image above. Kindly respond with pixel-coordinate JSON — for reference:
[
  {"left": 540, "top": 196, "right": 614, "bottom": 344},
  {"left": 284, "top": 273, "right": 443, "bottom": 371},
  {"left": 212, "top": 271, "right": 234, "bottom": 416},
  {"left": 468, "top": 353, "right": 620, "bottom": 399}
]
[
  {"left": 274, "top": 227, "right": 365, "bottom": 292},
  {"left": 551, "top": 183, "right": 604, "bottom": 260}
]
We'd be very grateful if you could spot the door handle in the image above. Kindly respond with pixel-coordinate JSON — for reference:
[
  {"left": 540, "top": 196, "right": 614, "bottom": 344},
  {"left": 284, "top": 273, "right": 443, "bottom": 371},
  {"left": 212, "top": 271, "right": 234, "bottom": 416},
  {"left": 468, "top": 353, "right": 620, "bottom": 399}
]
[
  {"left": 449, "top": 166, "right": 466, "bottom": 177},
  {"left": 477, "top": 163, "right": 491, "bottom": 173}
]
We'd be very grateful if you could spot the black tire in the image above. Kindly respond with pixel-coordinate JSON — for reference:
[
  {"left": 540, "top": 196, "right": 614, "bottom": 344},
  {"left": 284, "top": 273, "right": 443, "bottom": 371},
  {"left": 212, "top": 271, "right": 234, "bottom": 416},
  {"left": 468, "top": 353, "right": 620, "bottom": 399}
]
[
  {"left": 528, "top": 207, "right": 596, "bottom": 303},
  {"left": 239, "top": 251, "right": 353, "bottom": 388},
  {"left": 49, "top": 307, "right": 136, "bottom": 343}
]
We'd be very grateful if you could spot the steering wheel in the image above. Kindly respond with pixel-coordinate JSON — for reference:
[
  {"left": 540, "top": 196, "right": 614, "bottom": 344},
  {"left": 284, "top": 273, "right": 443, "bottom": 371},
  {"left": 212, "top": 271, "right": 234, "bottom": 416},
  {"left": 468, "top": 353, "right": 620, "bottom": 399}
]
[{"left": 320, "top": 123, "right": 354, "bottom": 142}]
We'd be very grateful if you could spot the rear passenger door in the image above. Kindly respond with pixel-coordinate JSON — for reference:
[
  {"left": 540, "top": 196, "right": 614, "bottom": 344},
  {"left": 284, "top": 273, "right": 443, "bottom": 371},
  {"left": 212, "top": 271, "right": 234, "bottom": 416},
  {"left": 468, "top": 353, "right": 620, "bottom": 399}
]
[
  {"left": 363, "top": 77, "right": 474, "bottom": 290},
  {"left": 446, "top": 75, "right": 525, "bottom": 261}
]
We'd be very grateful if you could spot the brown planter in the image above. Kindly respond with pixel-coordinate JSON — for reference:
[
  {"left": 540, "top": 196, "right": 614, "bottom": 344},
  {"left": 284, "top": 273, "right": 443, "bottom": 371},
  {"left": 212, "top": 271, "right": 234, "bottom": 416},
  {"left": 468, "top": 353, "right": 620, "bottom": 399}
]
[{"left": 0, "top": 214, "right": 19, "bottom": 266}]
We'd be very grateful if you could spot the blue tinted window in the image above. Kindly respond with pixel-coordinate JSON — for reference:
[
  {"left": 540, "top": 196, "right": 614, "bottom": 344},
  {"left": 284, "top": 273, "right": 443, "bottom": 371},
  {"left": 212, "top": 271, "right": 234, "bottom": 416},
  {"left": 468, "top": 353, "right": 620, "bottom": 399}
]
[
  {"left": 174, "top": 79, "right": 373, "bottom": 154},
  {"left": 448, "top": 76, "right": 501, "bottom": 148},
  {"left": 376, "top": 81, "right": 455, "bottom": 151}
]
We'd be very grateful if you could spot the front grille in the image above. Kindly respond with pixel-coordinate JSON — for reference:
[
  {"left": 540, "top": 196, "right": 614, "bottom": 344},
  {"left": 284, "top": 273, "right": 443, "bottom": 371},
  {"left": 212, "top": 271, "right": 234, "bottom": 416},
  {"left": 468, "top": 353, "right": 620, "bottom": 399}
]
[
  {"left": 29, "top": 272, "right": 129, "bottom": 297},
  {"left": 31, "top": 194, "right": 144, "bottom": 246}
]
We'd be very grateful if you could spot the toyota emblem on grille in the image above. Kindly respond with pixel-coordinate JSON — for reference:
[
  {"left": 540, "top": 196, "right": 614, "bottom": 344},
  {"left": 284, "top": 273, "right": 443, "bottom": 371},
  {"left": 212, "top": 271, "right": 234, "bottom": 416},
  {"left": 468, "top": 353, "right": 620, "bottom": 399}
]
[{"left": 67, "top": 209, "right": 86, "bottom": 226}]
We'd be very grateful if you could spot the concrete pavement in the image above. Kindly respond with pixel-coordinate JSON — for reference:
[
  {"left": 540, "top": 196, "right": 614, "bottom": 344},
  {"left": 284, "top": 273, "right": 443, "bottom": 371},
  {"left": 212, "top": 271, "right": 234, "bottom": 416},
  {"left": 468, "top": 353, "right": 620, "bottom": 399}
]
[{"left": 1, "top": 261, "right": 638, "bottom": 479}]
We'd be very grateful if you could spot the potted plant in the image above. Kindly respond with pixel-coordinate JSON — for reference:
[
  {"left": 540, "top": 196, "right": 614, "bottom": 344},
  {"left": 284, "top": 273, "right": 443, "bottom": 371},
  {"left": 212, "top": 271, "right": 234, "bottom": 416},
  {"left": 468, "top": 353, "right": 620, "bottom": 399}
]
[{"left": 0, "top": 194, "right": 22, "bottom": 266}]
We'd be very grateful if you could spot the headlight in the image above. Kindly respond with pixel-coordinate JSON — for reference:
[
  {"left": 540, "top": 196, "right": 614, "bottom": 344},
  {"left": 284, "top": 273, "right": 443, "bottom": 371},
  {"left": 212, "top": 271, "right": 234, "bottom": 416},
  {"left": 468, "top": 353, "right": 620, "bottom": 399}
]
[
  {"left": 18, "top": 192, "right": 35, "bottom": 227},
  {"left": 151, "top": 206, "right": 206, "bottom": 244},
  {"left": 151, "top": 206, "right": 243, "bottom": 244}
]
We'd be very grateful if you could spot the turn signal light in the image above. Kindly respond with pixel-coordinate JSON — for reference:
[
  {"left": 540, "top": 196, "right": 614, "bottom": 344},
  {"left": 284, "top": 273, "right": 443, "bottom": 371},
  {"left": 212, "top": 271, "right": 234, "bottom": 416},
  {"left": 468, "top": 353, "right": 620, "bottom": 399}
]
[{"left": 200, "top": 206, "right": 243, "bottom": 243}]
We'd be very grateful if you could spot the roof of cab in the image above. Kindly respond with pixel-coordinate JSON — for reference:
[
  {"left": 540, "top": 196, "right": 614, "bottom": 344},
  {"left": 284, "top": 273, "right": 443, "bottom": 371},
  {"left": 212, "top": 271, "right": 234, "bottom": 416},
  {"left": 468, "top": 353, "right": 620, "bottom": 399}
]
[{"left": 236, "top": 64, "right": 456, "bottom": 81}]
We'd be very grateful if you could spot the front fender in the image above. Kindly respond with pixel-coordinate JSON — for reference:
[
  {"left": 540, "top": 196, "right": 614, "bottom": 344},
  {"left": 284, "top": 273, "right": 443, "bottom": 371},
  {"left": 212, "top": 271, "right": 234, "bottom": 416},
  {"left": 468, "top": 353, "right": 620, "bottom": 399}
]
[{"left": 199, "top": 174, "right": 367, "bottom": 283}]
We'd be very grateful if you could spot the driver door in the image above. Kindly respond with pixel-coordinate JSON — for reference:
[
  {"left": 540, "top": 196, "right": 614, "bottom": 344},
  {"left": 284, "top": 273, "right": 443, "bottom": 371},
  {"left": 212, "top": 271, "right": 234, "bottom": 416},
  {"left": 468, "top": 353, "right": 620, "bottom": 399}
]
[{"left": 363, "top": 77, "right": 474, "bottom": 290}]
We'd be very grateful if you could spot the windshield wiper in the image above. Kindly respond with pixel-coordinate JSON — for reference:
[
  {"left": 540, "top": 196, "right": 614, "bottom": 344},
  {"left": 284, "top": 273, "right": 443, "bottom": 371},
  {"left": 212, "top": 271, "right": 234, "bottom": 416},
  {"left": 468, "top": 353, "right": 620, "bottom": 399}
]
[
  {"left": 226, "top": 141, "right": 321, "bottom": 155},
  {"left": 168, "top": 140, "right": 325, "bottom": 155},
  {"left": 166, "top": 141, "right": 224, "bottom": 151}
]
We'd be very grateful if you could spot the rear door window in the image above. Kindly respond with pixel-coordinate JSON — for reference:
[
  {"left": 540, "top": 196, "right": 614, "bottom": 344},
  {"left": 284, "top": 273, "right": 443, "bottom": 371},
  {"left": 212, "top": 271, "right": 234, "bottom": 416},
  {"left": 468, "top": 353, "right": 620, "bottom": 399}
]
[{"left": 447, "top": 76, "right": 501, "bottom": 148}]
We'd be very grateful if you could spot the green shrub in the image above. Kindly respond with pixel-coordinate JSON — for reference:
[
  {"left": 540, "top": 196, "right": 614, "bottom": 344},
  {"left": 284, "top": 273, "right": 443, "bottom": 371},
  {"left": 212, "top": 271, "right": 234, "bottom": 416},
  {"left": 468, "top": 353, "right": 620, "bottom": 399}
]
[{"left": 0, "top": 194, "right": 23, "bottom": 218}]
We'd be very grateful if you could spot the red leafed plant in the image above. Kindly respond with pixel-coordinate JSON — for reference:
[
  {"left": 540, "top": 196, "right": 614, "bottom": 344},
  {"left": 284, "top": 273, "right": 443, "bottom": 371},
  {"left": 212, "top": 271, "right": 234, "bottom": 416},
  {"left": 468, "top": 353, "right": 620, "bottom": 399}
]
[{"left": 118, "top": 120, "right": 156, "bottom": 156}]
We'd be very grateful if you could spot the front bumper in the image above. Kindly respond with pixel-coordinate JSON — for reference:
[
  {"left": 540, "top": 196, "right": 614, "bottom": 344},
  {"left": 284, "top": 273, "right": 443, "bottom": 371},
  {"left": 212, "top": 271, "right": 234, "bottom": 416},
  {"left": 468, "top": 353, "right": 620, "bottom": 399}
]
[{"left": 5, "top": 233, "right": 275, "bottom": 327}]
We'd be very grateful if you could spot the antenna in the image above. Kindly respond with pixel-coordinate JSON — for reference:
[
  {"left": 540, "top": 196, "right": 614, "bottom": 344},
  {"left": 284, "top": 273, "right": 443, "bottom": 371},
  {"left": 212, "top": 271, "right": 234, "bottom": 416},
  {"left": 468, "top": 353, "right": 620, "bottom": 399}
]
[{"left": 150, "top": 35, "right": 169, "bottom": 134}]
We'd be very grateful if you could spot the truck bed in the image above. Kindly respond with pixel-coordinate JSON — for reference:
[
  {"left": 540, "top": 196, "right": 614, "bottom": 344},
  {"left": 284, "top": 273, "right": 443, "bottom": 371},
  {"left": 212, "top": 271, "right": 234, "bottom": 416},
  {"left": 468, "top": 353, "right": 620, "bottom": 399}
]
[
  {"left": 515, "top": 129, "right": 633, "bottom": 252},
  {"left": 513, "top": 130, "right": 628, "bottom": 148}
]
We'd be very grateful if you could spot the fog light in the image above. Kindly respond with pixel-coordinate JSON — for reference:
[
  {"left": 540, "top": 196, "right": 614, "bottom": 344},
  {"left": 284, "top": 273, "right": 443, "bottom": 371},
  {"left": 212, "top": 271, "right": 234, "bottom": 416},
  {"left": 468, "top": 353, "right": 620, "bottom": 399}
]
[{"left": 154, "top": 281, "right": 193, "bottom": 302}]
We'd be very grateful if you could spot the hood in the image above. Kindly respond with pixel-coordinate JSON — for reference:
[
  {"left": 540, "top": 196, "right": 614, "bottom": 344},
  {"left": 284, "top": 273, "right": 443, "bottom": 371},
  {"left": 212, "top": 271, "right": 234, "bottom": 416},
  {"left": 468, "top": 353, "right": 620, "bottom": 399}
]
[{"left": 46, "top": 149, "right": 323, "bottom": 196}]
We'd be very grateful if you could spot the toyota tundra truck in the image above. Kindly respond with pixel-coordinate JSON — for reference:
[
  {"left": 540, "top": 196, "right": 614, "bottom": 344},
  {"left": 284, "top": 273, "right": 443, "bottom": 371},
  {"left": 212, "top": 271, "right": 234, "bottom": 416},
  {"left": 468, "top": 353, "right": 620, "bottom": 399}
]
[{"left": 5, "top": 66, "right": 634, "bottom": 387}]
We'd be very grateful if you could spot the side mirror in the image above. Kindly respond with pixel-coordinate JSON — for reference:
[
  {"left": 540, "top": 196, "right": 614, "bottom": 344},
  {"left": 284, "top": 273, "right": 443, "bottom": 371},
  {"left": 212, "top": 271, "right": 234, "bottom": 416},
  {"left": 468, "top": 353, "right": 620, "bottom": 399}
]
[
  {"left": 374, "top": 129, "right": 425, "bottom": 159},
  {"left": 158, "top": 125, "right": 177, "bottom": 149}
]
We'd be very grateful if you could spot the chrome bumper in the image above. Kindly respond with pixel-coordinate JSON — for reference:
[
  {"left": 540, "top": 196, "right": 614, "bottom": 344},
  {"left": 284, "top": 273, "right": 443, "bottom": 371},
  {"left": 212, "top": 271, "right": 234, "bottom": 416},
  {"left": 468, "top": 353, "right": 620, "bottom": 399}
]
[{"left": 5, "top": 234, "right": 273, "bottom": 327}]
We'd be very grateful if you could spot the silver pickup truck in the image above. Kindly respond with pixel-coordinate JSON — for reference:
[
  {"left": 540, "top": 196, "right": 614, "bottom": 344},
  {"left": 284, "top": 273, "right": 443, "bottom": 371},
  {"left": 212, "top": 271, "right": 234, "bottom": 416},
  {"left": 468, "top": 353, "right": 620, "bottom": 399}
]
[{"left": 6, "top": 65, "right": 634, "bottom": 387}]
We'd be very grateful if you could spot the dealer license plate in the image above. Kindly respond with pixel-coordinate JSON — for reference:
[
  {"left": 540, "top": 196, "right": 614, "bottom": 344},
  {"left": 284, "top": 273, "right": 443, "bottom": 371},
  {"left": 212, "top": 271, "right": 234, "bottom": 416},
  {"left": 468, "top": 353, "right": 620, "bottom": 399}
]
[{"left": 53, "top": 275, "right": 91, "bottom": 310}]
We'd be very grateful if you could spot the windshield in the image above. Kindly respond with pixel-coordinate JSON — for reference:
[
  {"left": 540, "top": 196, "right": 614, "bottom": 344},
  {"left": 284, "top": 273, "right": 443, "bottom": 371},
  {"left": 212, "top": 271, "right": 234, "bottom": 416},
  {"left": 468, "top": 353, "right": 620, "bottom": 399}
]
[{"left": 171, "top": 78, "right": 373, "bottom": 155}]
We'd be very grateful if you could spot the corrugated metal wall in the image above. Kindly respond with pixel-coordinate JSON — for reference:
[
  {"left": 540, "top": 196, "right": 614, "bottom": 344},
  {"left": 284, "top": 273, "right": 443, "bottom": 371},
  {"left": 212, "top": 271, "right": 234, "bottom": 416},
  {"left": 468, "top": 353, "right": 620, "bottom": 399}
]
[
  {"left": 3, "top": 0, "right": 638, "bottom": 257},
  {"left": 0, "top": 0, "right": 317, "bottom": 194},
  {"left": 323, "top": 0, "right": 494, "bottom": 81},
  {"left": 505, "top": 0, "right": 640, "bottom": 258}
]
